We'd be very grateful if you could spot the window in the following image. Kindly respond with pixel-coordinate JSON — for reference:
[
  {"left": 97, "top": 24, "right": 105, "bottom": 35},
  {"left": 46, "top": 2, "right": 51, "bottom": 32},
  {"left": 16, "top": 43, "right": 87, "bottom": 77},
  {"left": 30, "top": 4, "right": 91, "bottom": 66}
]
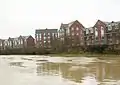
[
  {"left": 14, "top": 41, "right": 17, "bottom": 45},
  {"left": 44, "top": 37, "right": 46, "bottom": 39},
  {"left": 95, "top": 27, "right": 98, "bottom": 37},
  {"left": 86, "top": 29, "right": 89, "bottom": 34},
  {"left": 21, "top": 40, "right": 23, "bottom": 44},
  {"left": 76, "top": 27, "right": 79, "bottom": 30},
  {"left": 18, "top": 40, "right": 21, "bottom": 44},
  {"left": 108, "top": 24, "right": 112, "bottom": 30},
  {"left": 115, "top": 23, "right": 119, "bottom": 29},
  {"left": 48, "top": 36, "right": 50, "bottom": 39},
  {"left": 44, "top": 33, "right": 46, "bottom": 36},
  {"left": 66, "top": 28, "right": 70, "bottom": 34},
  {"left": 39, "top": 34, "right": 41, "bottom": 38},
  {"left": 44, "top": 41, "right": 46, "bottom": 43},
  {"left": 101, "top": 26, "right": 104, "bottom": 37},
  {"left": 48, "top": 33, "right": 50, "bottom": 36},
  {"left": 71, "top": 27, "right": 74, "bottom": 30},
  {"left": 52, "top": 33, "right": 55, "bottom": 37},
  {"left": 48, "top": 41, "right": 50, "bottom": 43},
  {"left": 116, "top": 40, "right": 119, "bottom": 44},
  {"left": 77, "top": 33, "right": 79, "bottom": 35},
  {"left": 10, "top": 41, "right": 12, "bottom": 46},
  {"left": 90, "top": 28, "right": 93, "bottom": 33}
]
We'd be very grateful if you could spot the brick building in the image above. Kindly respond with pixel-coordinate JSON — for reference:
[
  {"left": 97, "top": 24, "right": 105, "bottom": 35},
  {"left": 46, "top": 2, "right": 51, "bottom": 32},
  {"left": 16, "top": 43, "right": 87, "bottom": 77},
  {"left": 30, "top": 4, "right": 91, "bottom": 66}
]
[
  {"left": 85, "top": 20, "right": 120, "bottom": 51},
  {"left": 35, "top": 28, "right": 58, "bottom": 48},
  {"left": 105, "top": 21, "right": 120, "bottom": 50},
  {"left": 93, "top": 20, "right": 107, "bottom": 46},
  {"left": 0, "top": 35, "right": 35, "bottom": 50},
  {"left": 59, "top": 20, "right": 85, "bottom": 48},
  {"left": 22, "top": 35, "right": 35, "bottom": 48}
]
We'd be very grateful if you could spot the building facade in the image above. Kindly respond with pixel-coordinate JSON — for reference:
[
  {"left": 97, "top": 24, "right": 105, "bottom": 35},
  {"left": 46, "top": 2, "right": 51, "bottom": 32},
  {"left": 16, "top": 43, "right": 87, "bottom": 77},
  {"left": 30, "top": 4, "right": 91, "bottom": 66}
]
[
  {"left": 59, "top": 20, "right": 85, "bottom": 49},
  {"left": 85, "top": 27, "right": 94, "bottom": 46},
  {"left": 35, "top": 28, "right": 58, "bottom": 49},
  {"left": 85, "top": 20, "right": 120, "bottom": 51},
  {"left": 0, "top": 35, "right": 35, "bottom": 50}
]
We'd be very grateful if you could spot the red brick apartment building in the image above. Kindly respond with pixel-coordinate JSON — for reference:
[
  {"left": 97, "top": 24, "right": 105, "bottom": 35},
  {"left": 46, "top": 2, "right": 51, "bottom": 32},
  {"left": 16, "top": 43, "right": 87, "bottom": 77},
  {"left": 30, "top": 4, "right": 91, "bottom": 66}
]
[
  {"left": 93, "top": 20, "right": 107, "bottom": 46},
  {"left": 35, "top": 28, "right": 58, "bottom": 48},
  {"left": 59, "top": 20, "right": 85, "bottom": 49},
  {"left": 85, "top": 20, "right": 120, "bottom": 51}
]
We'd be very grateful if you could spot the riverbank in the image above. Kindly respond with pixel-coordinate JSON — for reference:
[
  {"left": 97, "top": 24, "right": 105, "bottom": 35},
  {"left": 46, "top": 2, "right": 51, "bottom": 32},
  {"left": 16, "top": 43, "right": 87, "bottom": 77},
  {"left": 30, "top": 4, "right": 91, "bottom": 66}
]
[{"left": 47, "top": 53, "right": 120, "bottom": 57}]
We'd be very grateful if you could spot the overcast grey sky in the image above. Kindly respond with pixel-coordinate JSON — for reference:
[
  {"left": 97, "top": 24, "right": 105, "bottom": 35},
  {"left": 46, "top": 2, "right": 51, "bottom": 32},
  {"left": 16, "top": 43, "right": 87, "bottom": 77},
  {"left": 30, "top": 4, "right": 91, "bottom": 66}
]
[{"left": 0, "top": 0, "right": 119, "bottom": 38}]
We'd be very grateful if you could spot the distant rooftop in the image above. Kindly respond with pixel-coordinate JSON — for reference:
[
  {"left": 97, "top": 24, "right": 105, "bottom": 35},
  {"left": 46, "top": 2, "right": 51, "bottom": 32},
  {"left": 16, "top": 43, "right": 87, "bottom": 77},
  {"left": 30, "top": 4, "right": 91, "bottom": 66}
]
[{"left": 35, "top": 28, "right": 58, "bottom": 34}]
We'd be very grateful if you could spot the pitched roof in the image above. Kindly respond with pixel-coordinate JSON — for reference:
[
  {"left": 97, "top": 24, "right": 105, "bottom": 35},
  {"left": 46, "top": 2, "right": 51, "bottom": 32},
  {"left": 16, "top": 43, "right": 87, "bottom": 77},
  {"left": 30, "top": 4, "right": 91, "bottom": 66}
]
[
  {"left": 102, "top": 21, "right": 120, "bottom": 26},
  {"left": 60, "top": 20, "right": 84, "bottom": 30},
  {"left": 21, "top": 36, "right": 30, "bottom": 40},
  {"left": 60, "top": 23, "right": 68, "bottom": 29},
  {"left": 35, "top": 29, "right": 58, "bottom": 34},
  {"left": 97, "top": 20, "right": 120, "bottom": 26}
]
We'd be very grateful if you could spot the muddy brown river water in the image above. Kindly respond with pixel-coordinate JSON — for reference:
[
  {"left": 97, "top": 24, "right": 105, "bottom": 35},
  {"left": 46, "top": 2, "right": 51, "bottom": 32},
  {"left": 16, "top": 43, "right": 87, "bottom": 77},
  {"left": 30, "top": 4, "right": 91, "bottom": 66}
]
[{"left": 0, "top": 55, "right": 120, "bottom": 85}]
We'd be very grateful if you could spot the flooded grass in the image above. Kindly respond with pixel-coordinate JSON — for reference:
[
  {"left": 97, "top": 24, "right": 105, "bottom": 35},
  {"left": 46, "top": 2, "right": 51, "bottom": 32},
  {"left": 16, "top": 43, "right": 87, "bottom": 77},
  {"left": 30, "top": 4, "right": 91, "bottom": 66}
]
[{"left": 48, "top": 53, "right": 120, "bottom": 58}]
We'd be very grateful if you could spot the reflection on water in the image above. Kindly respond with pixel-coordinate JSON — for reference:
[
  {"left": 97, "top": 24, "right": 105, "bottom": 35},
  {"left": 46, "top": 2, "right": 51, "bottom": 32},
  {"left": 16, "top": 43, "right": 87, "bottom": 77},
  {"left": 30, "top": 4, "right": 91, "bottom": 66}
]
[
  {"left": 1, "top": 56, "right": 120, "bottom": 85},
  {"left": 9, "top": 62, "right": 23, "bottom": 67}
]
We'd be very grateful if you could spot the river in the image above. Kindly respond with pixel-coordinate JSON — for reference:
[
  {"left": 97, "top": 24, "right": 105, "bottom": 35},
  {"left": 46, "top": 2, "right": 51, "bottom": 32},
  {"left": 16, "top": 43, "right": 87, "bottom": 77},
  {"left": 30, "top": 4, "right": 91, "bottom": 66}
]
[{"left": 0, "top": 55, "right": 120, "bottom": 85}]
